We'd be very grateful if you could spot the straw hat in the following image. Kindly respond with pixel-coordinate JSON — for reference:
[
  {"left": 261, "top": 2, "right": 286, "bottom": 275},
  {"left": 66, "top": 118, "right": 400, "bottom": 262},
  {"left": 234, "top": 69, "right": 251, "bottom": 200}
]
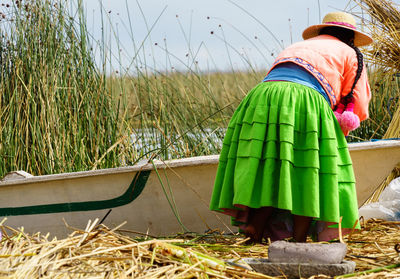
[{"left": 302, "top": 11, "right": 373, "bottom": 46}]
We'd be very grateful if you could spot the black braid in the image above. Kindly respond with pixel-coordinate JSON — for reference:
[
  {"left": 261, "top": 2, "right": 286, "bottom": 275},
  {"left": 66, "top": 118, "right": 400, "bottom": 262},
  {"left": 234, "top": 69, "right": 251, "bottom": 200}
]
[
  {"left": 319, "top": 26, "right": 364, "bottom": 103},
  {"left": 344, "top": 41, "right": 364, "bottom": 102}
]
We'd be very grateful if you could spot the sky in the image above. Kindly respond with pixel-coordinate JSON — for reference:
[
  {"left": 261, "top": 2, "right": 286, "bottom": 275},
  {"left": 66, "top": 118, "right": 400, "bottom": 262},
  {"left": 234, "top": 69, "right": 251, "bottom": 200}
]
[{"left": 82, "top": 0, "right": 363, "bottom": 73}]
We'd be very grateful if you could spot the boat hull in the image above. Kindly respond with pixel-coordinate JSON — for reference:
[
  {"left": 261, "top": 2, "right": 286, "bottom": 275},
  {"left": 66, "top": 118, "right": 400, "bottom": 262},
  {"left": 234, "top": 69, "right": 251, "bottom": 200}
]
[{"left": 0, "top": 140, "right": 399, "bottom": 237}]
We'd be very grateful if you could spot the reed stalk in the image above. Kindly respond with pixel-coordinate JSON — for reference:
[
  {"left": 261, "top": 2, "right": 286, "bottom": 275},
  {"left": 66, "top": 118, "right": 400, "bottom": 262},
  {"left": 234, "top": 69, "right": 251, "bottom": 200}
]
[
  {"left": 354, "top": 0, "right": 400, "bottom": 139},
  {"left": 0, "top": 0, "right": 135, "bottom": 176},
  {"left": 0, "top": 218, "right": 398, "bottom": 278}
]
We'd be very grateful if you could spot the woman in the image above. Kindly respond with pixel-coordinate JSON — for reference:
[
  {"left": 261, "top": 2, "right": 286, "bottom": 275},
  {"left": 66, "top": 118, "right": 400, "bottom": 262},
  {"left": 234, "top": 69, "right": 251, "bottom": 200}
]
[{"left": 209, "top": 11, "right": 373, "bottom": 243}]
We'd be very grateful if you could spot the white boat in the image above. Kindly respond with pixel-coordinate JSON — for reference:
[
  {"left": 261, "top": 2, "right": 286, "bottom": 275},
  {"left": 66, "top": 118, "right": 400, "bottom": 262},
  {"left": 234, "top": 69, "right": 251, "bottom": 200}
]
[{"left": 0, "top": 140, "right": 399, "bottom": 238}]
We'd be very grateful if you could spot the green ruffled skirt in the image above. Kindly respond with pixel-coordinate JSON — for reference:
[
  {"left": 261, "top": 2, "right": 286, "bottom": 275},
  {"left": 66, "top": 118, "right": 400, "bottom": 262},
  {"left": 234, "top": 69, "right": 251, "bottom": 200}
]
[{"left": 210, "top": 81, "right": 360, "bottom": 239}]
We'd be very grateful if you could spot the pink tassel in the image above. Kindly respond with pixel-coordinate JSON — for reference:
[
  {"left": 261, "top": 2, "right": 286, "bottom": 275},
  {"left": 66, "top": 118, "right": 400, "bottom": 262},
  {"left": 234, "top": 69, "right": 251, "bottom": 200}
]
[
  {"left": 333, "top": 101, "right": 360, "bottom": 135},
  {"left": 340, "top": 102, "right": 360, "bottom": 132},
  {"left": 333, "top": 103, "right": 345, "bottom": 123}
]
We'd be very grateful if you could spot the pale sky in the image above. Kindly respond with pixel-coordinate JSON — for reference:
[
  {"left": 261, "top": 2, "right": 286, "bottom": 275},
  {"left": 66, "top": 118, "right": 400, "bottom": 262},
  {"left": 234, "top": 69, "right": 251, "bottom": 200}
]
[{"left": 82, "top": 0, "right": 364, "bottom": 73}]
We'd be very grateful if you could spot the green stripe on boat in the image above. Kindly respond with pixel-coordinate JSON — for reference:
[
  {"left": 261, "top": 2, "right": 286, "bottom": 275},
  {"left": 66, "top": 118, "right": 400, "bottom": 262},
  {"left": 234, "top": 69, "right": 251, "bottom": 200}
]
[{"left": 0, "top": 170, "right": 151, "bottom": 216}]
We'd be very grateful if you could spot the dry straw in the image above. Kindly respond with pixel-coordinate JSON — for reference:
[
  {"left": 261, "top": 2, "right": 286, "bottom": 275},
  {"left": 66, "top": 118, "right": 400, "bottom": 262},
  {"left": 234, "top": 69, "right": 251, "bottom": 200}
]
[
  {"left": 357, "top": 0, "right": 400, "bottom": 71},
  {"left": 0, "top": 218, "right": 272, "bottom": 278},
  {"left": 0, "top": 218, "right": 398, "bottom": 278},
  {"left": 356, "top": 0, "right": 400, "bottom": 139},
  {"left": 353, "top": 0, "right": 400, "bottom": 203}
]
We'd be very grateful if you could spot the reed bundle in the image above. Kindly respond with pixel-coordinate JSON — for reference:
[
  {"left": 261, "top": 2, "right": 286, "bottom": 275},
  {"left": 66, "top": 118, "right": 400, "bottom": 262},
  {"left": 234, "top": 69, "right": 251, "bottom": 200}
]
[
  {"left": 341, "top": 219, "right": 400, "bottom": 278},
  {"left": 356, "top": 0, "right": 400, "bottom": 139},
  {"left": 0, "top": 218, "right": 270, "bottom": 278},
  {"left": 0, "top": 218, "right": 398, "bottom": 278},
  {"left": 351, "top": 0, "right": 400, "bottom": 204},
  {"left": 357, "top": 0, "right": 400, "bottom": 71},
  {"left": 384, "top": 106, "right": 400, "bottom": 138}
]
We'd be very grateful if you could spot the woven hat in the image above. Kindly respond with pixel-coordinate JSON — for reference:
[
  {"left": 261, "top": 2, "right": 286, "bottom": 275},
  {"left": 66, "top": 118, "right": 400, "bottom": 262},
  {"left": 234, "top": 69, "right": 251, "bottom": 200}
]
[{"left": 302, "top": 11, "right": 373, "bottom": 46}]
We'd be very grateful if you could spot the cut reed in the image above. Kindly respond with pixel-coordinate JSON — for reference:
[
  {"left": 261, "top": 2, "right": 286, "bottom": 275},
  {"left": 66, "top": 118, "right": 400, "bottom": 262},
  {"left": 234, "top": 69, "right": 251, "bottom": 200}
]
[
  {"left": 350, "top": 0, "right": 400, "bottom": 203},
  {"left": 0, "top": 218, "right": 398, "bottom": 278},
  {"left": 355, "top": 0, "right": 400, "bottom": 139}
]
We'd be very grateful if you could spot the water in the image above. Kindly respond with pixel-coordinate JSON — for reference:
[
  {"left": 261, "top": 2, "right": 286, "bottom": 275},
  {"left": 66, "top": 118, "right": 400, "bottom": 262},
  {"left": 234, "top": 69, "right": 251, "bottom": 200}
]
[{"left": 130, "top": 127, "right": 226, "bottom": 160}]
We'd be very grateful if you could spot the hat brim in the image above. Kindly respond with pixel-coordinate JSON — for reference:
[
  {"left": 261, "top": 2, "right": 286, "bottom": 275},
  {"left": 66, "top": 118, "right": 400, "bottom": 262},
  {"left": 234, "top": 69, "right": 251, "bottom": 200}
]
[{"left": 302, "top": 24, "right": 373, "bottom": 47}]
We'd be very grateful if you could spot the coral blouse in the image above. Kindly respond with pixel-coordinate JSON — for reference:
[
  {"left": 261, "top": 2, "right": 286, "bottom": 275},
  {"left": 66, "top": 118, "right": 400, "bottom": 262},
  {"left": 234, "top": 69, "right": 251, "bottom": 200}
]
[{"left": 267, "top": 34, "right": 371, "bottom": 121}]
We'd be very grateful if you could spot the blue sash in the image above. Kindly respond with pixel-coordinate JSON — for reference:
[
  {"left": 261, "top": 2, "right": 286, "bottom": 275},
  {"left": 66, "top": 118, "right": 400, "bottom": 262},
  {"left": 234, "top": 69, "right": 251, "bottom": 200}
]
[{"left": 263, "top": 62, "right": 331, "bottom": 105}]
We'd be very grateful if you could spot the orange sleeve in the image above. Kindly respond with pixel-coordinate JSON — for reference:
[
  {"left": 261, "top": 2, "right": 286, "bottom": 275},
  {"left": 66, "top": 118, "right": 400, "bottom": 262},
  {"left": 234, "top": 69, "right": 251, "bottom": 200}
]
[
  {"left": 342, "top": 61, "right": 371, "bottom": 122},
  {"left": 352, "top": 66, "right": 371, "bottom": 122}
]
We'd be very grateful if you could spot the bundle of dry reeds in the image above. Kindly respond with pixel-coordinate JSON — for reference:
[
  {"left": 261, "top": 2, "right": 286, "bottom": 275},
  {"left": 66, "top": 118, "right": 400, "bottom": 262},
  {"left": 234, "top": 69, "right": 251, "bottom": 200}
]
[
  {"left": 384, "top": 106, "right": 400, "bottom": 139},
  {"left": 351, "top": 0, "right": 400, "bottom": 204},
  {"left": 357, "top": 0, "right": 400, "bottom": 71},
  {"left": 341, "top": 219, "right": 400, "bottom": 278},
  {"left": 356, "top": 0, "right": 400, "bottom": 139},
  {"left": 0, "top": 218, "right": 270, "bottom": 278},
  {"left": 0, "top": 217, "right": 398, "bottom": 278}
]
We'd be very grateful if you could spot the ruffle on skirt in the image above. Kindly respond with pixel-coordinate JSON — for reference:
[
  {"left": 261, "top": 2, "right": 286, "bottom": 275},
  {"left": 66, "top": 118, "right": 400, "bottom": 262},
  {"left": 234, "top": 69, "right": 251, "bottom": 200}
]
[{"left": 209, "top": 81, "right": 360, "bottom": 241}]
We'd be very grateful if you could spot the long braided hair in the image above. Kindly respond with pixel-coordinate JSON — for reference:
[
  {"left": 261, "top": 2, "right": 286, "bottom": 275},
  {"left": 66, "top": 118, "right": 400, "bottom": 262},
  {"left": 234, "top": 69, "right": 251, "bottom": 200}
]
[
  {"left": 346, "top": 41, "right": 364, "bottom": 103},
  {"left": 319, "top": 26, "right": 364, "bottom": 132},
  {"left": 319, "top": 26, "right": 364, "bottom": 104}
]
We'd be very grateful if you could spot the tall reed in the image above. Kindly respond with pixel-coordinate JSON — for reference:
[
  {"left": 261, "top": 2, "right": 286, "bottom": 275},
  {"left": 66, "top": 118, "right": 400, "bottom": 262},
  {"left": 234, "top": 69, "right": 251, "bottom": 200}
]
[
  {"left": 355, "top": 0, "right": 400, "bottom": 139},
  {"left": 120, "top": 67, "right": 397, "bottom": 148},
  {"left": 0, "top": 0, "right": 134, "bottom": 176},
  {"left": 0, "top": 0, "right": 396, "bottom": 178},
  {"left": 110, "top": 70, "right": 264, "bottom": 160},
  {"left": 349, "top": 68, "right": 400, "bottom": 141}
]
